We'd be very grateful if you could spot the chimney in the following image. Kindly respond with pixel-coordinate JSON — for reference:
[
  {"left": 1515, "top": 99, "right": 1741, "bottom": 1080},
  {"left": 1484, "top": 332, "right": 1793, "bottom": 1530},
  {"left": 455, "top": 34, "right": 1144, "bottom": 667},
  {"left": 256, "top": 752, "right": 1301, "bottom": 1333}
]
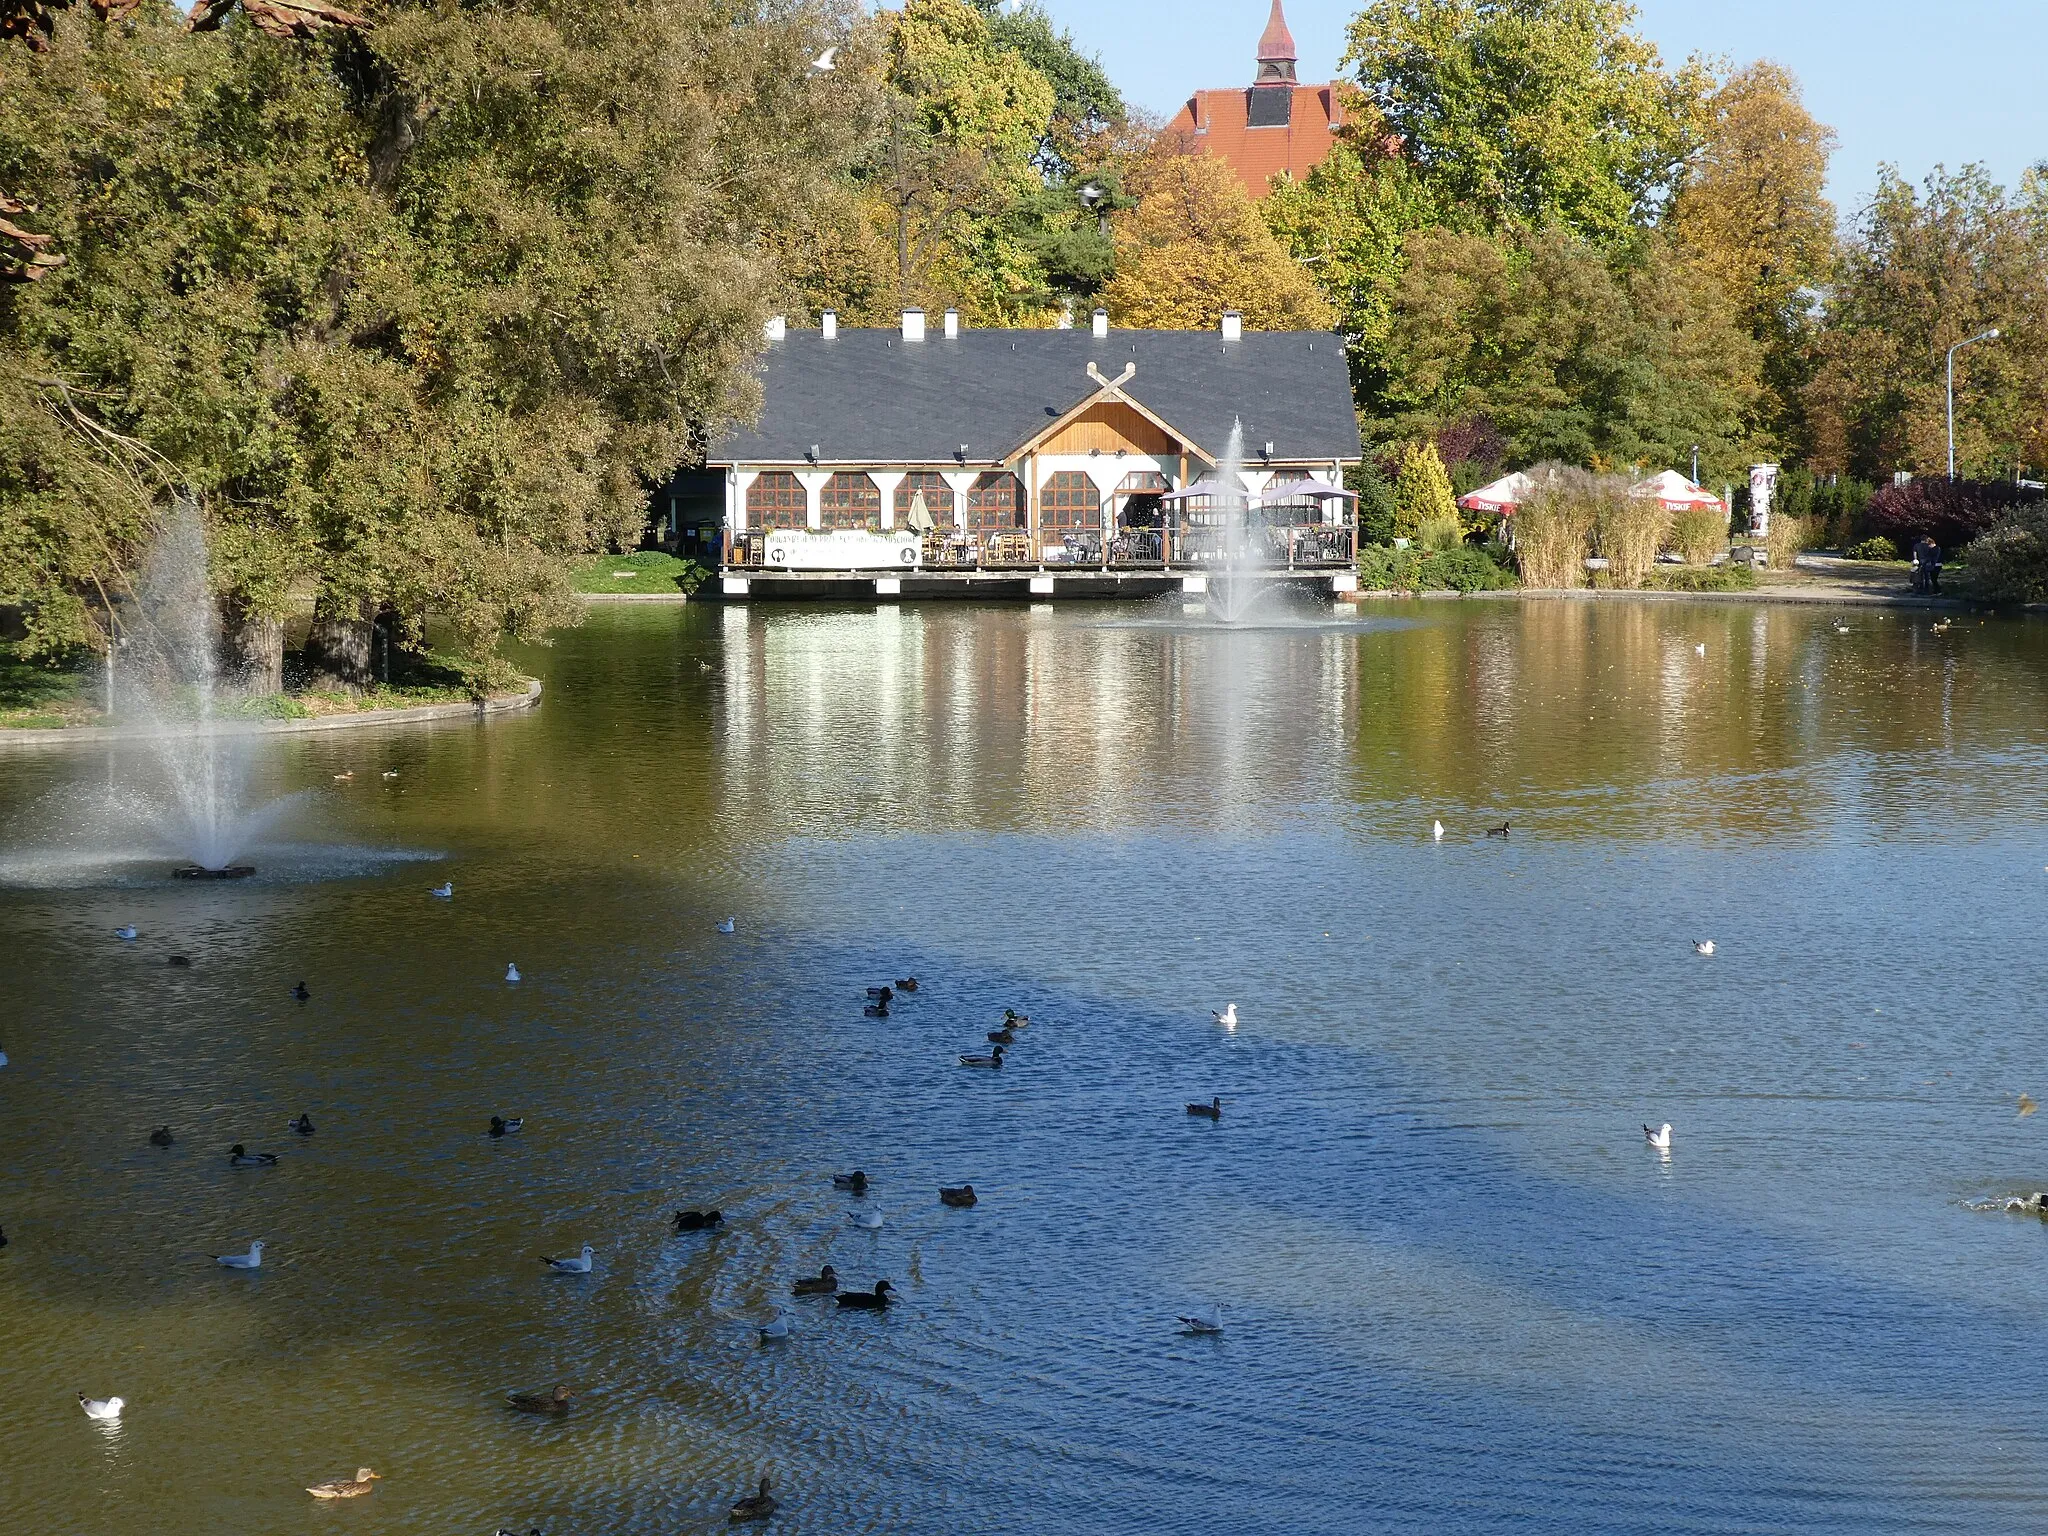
[
  {"left": 901, "top": 308, "right": 926, "bottom": 342},
  {"left": 821, "top": 310, "right": 838, "bottom": 340},
  {"left": 943, "top": 307, "right": 960, "bottom": 339},
  {"left": 764, "top": 315, "right": 787, "bottom": 342},
  {"left": 1221, "top": 310, "right": 1243, "bottom": 343},
  {"left": 1092, "top": 308, "right": 1109, "bottom": 339}
]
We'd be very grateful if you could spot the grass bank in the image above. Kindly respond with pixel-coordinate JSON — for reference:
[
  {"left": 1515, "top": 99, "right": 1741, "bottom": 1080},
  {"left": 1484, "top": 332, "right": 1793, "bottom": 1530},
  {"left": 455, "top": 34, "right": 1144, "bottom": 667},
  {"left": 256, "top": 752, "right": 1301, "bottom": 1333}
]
[{"left": 568, "top": 550, "right": 707, "bottom": 596}]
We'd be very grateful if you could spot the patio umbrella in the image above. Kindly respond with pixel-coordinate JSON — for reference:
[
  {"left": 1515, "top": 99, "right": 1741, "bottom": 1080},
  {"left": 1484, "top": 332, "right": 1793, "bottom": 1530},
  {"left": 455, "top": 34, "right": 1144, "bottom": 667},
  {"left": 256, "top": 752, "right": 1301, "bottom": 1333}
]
[
  {"left": 1457, "top": 471, "right": 1533, "bottom": 515},
  {"left": 906, "top": 490, "right": 935, "bottom": 534},
  {"left": 1629, "top": 470, "right": 1726, "bottom": 514}
]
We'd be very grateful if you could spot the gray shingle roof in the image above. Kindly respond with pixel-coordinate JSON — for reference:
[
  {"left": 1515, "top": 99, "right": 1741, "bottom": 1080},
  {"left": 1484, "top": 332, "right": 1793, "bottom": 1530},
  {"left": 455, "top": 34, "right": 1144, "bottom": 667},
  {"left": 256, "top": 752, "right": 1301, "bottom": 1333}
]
[{"left": 710, "top": 328, "right": 1362, "bottom": 467}]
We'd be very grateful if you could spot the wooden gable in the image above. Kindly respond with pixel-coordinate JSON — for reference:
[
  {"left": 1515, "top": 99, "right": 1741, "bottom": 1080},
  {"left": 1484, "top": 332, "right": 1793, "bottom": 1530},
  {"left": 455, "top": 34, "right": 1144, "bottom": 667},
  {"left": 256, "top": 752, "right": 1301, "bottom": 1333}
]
[{"left": 1038, "top": 400, "right": 1183, "bottom": 458}]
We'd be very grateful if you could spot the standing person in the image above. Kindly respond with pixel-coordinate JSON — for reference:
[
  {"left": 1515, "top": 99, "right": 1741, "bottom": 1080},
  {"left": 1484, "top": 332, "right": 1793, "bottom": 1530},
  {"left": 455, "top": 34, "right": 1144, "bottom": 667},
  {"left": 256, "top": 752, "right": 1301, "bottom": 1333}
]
[{"left": 1912, "top": 534, "right": 1942, "bottom": 593}]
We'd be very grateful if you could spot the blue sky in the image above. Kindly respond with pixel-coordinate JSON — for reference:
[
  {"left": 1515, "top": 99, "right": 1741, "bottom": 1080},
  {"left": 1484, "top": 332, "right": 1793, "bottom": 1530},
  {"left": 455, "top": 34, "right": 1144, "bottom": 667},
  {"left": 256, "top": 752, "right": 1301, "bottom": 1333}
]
[{"left": 1024, "top": 0, "right": 2044, "bottom": 220}]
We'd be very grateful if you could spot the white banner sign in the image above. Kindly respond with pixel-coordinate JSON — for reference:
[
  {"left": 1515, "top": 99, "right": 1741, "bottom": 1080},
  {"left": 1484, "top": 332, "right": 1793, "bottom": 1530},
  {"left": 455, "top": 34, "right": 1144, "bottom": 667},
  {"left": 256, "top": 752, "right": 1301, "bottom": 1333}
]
[{"left": 763, "top": 529, "right": 921, "bottom": 572}]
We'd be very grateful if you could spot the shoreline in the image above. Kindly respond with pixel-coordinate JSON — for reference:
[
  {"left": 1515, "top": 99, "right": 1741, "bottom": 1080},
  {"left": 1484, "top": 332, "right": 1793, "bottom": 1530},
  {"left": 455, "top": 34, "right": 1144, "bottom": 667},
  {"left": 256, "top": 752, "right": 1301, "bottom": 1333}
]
[{"left": 0, "top": 678, "right": 542, "bottom": 748}]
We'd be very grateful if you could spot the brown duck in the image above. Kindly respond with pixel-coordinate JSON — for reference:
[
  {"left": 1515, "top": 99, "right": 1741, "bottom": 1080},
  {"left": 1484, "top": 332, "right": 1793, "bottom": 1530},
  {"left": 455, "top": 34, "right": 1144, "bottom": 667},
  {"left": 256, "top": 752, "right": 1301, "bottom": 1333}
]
[
  {"left": 306, "top": 1468, "right": 381, "bottom": 1499},
  {"left": 506, "top": 1384, "right": 574, "bottom": 1415},
  {"left": 729, "top": 1475, "right": 776, "bottom": 1522},
  {"left": 939, "top": 1185, "right": 977, "bottom": 1208},
  {"left": 791, "top": 1264, "right": 838, "bottom": 1296}
]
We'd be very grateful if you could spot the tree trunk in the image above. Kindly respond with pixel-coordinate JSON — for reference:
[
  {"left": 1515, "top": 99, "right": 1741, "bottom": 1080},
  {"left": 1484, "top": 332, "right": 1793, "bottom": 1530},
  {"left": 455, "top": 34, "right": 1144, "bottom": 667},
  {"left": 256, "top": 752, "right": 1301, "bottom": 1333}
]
[
  {"left": 305, "top": 595, "right": 374, "bottom": 686},
  {"left": 217, "top": 595, "right": 284, "bottom": 696}
]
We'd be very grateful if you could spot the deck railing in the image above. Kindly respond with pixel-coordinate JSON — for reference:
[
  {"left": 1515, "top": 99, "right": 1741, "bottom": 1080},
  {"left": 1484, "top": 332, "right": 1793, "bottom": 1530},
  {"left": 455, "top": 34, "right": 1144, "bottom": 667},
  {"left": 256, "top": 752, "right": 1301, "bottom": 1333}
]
[{"left": 723, "top": 521, "right": 1356, "bottom": 571}]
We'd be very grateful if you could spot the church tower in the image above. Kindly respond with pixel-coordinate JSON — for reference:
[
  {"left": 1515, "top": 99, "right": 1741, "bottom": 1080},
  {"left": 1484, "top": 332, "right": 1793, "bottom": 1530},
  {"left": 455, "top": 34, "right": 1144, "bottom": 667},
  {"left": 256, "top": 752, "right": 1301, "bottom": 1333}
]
[{"left": 1255, "top": 0, "right": 1298, "bottom": 85}]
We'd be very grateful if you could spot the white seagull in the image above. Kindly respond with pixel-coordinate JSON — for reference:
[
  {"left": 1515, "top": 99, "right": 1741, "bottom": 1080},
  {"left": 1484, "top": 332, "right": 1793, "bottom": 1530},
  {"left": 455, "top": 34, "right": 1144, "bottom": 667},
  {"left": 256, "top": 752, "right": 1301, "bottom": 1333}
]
[
  {"left": 808, "top": 45, "right": 838, "bottom": 72},
  {"left": 717, "top": 917, "right": 736, "bottom": 934},
  {"left": 759, "top": 1309, "right": 793, "bottom": 1342},
  {"left": 540, "top": 1245, "right": 595, "bottom": 1274},
  {"left": 114, "top": 926, "right": 137, "bottom": 941},
  {"left": 1432, "top": 819, "right": 1444, "bottom": 841},
  {"left": 215, "top": 1240, "right": 264, "bottom": 1269},
  {"left": 430, "top": 881, "right": 453, "bottom": 899},
  {"left": 78, "top": 1393, "right": 124, "bottom": 1421},
  {"left": 1644, "top": 1122, "right": 1673, "bottom": 1150},
  {"left": 1178, "top": 1306, "right": 1224, "bottom": 1335},
  {"left": 1213, "top": 1003, "right": 1238, "bottom": 1029},
  {"left": 505, "top": 963, "right": 521, "bottom": 983},
  {"left": 1693, "top": 940, "right": 1715, "bottom": 955},
  {"left": 849, "top": 1209, "right": 884, "bottom": 1229},
  {"left": 1695, "top": 642, "right": 1706, "bottom": 657}
]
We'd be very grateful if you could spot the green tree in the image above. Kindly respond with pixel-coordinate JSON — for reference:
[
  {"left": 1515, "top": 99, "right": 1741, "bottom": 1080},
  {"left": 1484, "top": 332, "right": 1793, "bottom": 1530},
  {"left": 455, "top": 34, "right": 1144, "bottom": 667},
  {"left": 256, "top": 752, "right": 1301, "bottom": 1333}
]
[
  {"left": 1392, "top": 438, "right": 1459, "bottom": 544},
  {"left": 1804, "top": 165, "right": 2048, "bottom": 480},
  {"left": 1342, "top": 0, "right": 1707, "bottom": 249}
]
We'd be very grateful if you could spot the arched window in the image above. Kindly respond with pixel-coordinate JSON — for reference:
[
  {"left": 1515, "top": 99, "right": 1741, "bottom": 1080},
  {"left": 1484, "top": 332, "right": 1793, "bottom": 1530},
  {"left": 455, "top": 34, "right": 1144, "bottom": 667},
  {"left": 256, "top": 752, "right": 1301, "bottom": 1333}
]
[
  {"left": 1039, "top": 470, "right": 1101, "bottom": 534},
  {"left": 1114, "top": 470, "right": 1170, "bottom": 528},
  {"left": 966, "top": 472, "right": 1024, "bottom": 532},
  {"left": 747, "top": 471, "right": 806, "bottom": 530},
  {"left": 896, "top": 472, "right": 955, "bottom": 529},
  {"left": 819, "top": 472, "right": 880, "bottom": 529}
]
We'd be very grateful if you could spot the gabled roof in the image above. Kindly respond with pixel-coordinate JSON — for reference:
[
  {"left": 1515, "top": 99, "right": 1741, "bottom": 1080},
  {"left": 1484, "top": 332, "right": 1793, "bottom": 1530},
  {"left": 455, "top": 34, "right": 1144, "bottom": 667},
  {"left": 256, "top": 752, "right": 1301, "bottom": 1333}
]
[
  {"left": 1168, "top": 85, "right": 1345, "bottom": 198},
  {"left": 710, "top": 329, "right": 1362, "bottom": 468}
]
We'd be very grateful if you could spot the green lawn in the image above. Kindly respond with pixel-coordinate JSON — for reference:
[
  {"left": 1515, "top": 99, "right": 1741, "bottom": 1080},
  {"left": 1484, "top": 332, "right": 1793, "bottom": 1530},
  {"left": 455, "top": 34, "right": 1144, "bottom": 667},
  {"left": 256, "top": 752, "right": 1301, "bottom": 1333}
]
[
  {"left": 567, "top": 550, "right": 705, "bottom": 595},
  {"left": 0, "top": 643, "right": 104, "bottom": 729}
]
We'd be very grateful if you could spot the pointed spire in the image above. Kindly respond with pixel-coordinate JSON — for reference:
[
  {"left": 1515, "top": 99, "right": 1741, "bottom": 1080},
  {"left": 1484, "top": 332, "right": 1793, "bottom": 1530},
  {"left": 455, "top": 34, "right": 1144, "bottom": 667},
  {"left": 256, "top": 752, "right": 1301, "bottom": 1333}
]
[{"left": 1256, "top": 0, "right": 1298, "bottom": 84}]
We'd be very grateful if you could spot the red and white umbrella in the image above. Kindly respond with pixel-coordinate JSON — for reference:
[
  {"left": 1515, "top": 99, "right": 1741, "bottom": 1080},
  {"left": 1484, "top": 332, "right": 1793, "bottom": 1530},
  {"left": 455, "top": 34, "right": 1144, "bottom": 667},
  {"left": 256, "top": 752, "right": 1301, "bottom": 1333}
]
[
  {"left": 1630, "top": 470, "right": 1726, "bottom": 513},
  {"left": 1457, "top": 471, "right": 1533, "bottom": 515}
]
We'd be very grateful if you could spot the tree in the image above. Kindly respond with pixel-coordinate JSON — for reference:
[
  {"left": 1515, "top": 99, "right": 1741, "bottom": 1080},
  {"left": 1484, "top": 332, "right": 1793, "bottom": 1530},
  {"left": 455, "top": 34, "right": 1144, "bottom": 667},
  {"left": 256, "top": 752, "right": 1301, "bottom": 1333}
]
[
  {"left": 1, "top": 0, "right": 871, "bottom": 679},
  {"left": 1391, "top": 439, "right": 1458, "bottom": 544},
  {"left": 1666, "top": 61, "right": 1837, "bottom": 449},
  {"left": 1804, "top": 165, "right": 2048, "bottom": 480},
  {"left": 1374, "top": 226, "right": 1758, "bottom": 477},
  {"left": 968, "top": 0, "right": 1123, "bottom": 179},
  {"left": 1100, "top": 148, "right": 1334, "bottom": 330},
  {"left": 1342, "top": 0, "right": 1708, "bottom": 249}
]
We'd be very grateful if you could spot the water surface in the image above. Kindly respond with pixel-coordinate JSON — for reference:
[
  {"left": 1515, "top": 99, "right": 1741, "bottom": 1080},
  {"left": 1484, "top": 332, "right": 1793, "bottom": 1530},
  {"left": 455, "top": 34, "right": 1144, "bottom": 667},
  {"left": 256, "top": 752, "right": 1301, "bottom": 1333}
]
[{"left": 4, "top": 596, "right": 2048, "bottom": 1534}]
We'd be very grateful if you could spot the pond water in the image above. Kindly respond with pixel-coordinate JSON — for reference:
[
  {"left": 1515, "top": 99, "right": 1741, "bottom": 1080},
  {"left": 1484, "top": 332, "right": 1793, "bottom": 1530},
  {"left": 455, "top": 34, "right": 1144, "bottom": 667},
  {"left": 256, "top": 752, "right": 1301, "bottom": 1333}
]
[{"left": 4, "top": 595, "right": 2048, "bottom": 1534}]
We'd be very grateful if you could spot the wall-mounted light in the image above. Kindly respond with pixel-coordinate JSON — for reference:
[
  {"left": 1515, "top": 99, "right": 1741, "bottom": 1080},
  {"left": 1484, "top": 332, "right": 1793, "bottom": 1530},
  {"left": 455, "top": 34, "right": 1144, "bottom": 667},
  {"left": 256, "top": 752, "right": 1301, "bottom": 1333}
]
[{"left": 1261, "top": 441, "right": 1275, "bottom": 460}]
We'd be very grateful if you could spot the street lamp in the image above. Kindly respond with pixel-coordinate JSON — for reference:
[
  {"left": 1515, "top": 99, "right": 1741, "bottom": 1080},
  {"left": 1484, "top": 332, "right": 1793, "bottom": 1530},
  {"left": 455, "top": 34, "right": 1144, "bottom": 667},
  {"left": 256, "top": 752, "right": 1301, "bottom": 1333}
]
[
  {"left": 1690, "top": 444, "right": 1699, "bottom": 485},
  {"left": 1947, "top": 326, "right": 2000, "bottom": 480}
]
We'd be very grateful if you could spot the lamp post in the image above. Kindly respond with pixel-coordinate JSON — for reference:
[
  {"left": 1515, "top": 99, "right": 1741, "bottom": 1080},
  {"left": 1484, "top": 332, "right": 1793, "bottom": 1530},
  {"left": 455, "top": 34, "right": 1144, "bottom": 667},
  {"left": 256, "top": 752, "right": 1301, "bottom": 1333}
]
[
  {"left": 1947, "top": 327, "right": 2000, "bottom": 480},
  {"left": 1690, "top": 444, "right": 1699, "bottom": 486}
]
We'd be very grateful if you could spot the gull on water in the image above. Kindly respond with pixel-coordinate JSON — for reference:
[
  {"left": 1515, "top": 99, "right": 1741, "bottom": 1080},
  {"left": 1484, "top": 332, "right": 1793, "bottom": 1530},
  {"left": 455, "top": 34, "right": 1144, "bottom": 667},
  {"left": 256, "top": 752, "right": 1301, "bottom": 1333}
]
[
  {"left": 1694, "top": 940, "right": 1715, "bottom": 955},
  {"left": 1213, "top": 1003, "right": 1238, "bottom": 1029},
  {"left": 717, "top": 917, "right": 736, "bottom": 934},
  {"left": 78, "top": 1393, "right": 124, "bottom": 1421},
  {"left": 1432, "top": 819, "right": 1444, "bottom": 842},
  {"left": 759, "top": 1309, "right": 793, "bottom": 1342},
  {"left": 1695, "top": 643, "right": 1706, "bottom": 657},
  {"left": 114, "top": 926, "right": 137, "bottom": 941},
  {"left": 431, "top": 882, "right": 453, "bottom": 899},
  {"left": 215, "top": 1240, "right": 264, "bottom": 1269},
  {"left": 1644, "top": 1122, "right": 1673, "bottom": 1150},
  {"left": 540, "top": 1245, "right": 595, "bottom": 1274},
  {"left": 505, "top": 963, "right": 521, "bottom": 983},
  {"left": 849, "top": 1209, "right": 884, "bottom": 1229},
  {"left": 1178, "top": 1306, "right": 1223, "bottom": 1335}
]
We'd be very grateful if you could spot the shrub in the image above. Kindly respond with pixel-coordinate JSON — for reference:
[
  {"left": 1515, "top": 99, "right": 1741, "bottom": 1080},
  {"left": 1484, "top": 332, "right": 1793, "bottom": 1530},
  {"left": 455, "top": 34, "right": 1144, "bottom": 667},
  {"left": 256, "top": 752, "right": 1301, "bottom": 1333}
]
[
  {"left": 1845, "top": 535, "right": 1900, "bottom": 561},
  {"left": 1864, "top": 477, "right": 2043, "bottom": 551},
  {"left": 1357, "top": 543, "right": 1516, "bottom": 593},
  {"left": 1670, "top": 505, "right": 1726, "bottom": 564},
  {"left": 1964, "top": 505, "right": 2048, "bottom": 604},
  {"left": 1392, "top": 440, "right": 1460, "bottom": 543},
  {"left": 1764, "top": 513, "right": 1816, "bottom": 570},
  {"left": 1646, "top": 564, "right": 1757, "bottom": 592},
  {"left": 1348, "top": 458, "right": 1397, "bottom": 546},
  {"left": 1511, "top": 464, "right": 1613, "bottom": 588},
  {"left": 1417, "top": 511, "right": 1465, "bottom": 552},
  {"left": 1595, "top": 492, "right": 1671, "bottom": 587}
]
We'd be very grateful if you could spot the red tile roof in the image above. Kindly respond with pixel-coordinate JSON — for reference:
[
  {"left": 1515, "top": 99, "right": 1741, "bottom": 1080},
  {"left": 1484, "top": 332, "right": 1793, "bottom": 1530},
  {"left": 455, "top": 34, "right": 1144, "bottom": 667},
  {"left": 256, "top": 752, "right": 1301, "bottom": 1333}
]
[{"left": 1166, "top": 85, "right": 1345, "bottom": 200}]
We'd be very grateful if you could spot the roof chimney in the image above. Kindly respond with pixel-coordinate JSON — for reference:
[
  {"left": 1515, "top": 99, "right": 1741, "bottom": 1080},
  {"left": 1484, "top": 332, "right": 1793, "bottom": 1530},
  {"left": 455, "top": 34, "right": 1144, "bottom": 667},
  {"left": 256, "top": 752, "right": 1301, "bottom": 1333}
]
[
  {"left": 943, "top": 307, "right": 959, "bottom": 339},
  {"left": 1256, "top": 0, "right": 1298, "bottom": 84},
  {"left": 821, "top": 310, "right": 837, "bottom": 340},
  {"left": 764, "top": 315, "right": 786, "bottom": 342},
  {"left": 1221, "top": 310, "right": 1243, "bottom": 343},
  {"left": 1092, "top": 308, "right": 1109, "bottom": 339},
  {"left": 902, "top": 307, "right": 926, "bottom": 342}
]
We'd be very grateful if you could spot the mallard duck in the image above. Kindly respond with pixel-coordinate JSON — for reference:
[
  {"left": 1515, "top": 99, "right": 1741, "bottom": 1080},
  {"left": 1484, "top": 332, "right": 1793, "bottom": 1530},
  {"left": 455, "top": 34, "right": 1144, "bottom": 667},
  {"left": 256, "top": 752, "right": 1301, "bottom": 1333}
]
[
  {"left": 939, "top": 1185, "right": 977, "bottom": 1208},
  {"left": 729, "top": 1475, "right": 775, "bottom": 1522},
  {"left": 540, "top": 1245, "right": 595, "bottom": 1274},
  {"left": 290, "top": 1114, "right": 315, "bottom": 1136},
  {"left": 836, "top": 1279, "right": 893, "bottom": 1310},
  {"left": 959, "top": 1045, "right": 1004, "bottom": 1068},
  {"left": 1002, "top": 1009, "right": 1029, "bottom": 1028},
  {"left": 506, "top": 1384, "right": 573, "bottom": 1415},
  {"left": 792, "top": 1264, "right": 838, "bottom": 1296},
  {"left": 331, "top": 772, "right": 354, "bottom": 783},
  {"left": 490, "top": 1116, "right": 523, "bottom": 1137},
  {"left": 864, "top": 985, "right": 894, "bottom": 1004},
  {"left": 214, "top": 1240, "right": 263, "bottom": 1269},
  {"left": 78, "top": 1393, "right": 124, "bottom": 1420},
  {"left": 228, "top": 1144, "right": 279, "bottom": 1167},
  {"left": 306, "top": 1468, "right": 380, "bottom": 1499},
  {"left": 381, "top": 769, "right": 398, "bottom": 780},
  {"left": 149, "top": 1125, "right": 174, "bottom": 1147},
  {"left": 986, "top": 1027, "right": 1015, "bottom": 1045},
  {"left": 832, "top": 1170, "right": 868, "bottom": 1194},
  {"left": 894, "top": 977, "right": 919, "bottom": 992},
  {"left": 1487, "top": 822, "right": 1510, "bottom": 837},
  {"left": 674, "top": 1209, "right": 722, "bottom": 1231},
  {"left": 291, "top": 981, "right": 309, "bottom": 1000},
  {"left": 863, "top": 1001, "right": 889, "bottom": 1018},
  {"left": 1186, "top": 1097, "right": 1221, "bottom": 1120},
  {"left": 1644, "top": 1122, "right": 1673, "bottom": 1150},
  {"left": 167, "top": 954, "right": 191, "bottom": 968}
]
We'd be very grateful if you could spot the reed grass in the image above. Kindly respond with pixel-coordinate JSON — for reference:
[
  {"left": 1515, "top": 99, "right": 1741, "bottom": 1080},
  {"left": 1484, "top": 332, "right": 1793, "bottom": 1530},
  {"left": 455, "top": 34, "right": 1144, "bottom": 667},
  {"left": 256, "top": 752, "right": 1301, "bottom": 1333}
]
[
  {"left": 1764, "top": 514, "right": 1809, "bottom": 570},
  {"left": 1669, "top": 505, "right": 1727, "bottom": 564},
  {"left": 1595, "top": 491, "right": 1671, "bottom": 588},
  {"left": 1512, "top": 465, "right": 1603, "bottom": 589}
]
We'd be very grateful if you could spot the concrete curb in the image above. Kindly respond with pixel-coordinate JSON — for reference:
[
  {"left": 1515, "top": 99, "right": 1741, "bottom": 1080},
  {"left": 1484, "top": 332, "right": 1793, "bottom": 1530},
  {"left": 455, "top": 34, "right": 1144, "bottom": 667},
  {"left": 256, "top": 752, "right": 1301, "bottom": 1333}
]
[
  {"left": 0, "top": 678, "right": 541, "bottom": 749},
  {"left": 1349, "top": 586, "right": 1972, "bottom": 611}
]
